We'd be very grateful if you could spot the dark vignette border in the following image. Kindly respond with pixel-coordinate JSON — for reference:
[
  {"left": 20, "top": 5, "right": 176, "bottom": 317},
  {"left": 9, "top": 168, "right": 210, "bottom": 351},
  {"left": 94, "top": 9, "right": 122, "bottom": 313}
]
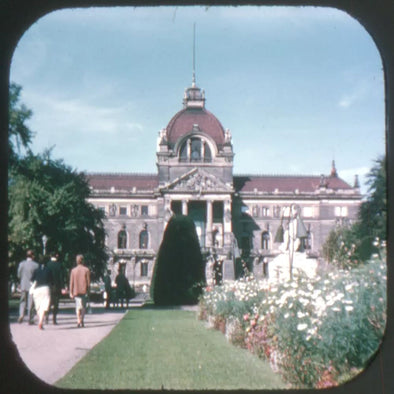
[{"left": 0, "top": 1, "right": 393, "bottom": 394}]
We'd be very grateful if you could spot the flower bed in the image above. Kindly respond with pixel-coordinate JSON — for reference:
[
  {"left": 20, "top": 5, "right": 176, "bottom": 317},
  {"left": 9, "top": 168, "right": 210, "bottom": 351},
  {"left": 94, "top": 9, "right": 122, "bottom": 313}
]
[{"left": 198, "top": 255, "right": 386, "bottom": 389}]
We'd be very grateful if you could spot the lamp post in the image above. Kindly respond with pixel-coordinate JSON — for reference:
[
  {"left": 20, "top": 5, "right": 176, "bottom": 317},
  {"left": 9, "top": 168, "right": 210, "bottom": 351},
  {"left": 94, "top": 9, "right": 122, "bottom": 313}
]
[{"left": 42, "top": 234, "right": 48, "bottom": 257}]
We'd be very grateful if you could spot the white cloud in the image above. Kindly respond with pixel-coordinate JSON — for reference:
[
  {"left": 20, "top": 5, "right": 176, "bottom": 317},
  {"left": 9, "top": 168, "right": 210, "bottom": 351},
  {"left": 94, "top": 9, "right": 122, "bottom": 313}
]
[
  {"left": 23, "top": 90, "right": 142, "bottom": 135},
  {"left": 338, "top": 80, "right": 372, "bottom": 108},
  {"left": 338, "top": 90, "right": 364, "bottom": 108}
]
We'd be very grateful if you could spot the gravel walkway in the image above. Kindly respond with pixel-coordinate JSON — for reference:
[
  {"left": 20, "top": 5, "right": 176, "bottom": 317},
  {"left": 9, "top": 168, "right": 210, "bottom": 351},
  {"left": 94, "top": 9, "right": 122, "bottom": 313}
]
[{"left": 9, "top": 301, "right": 137, "bottom": 385}]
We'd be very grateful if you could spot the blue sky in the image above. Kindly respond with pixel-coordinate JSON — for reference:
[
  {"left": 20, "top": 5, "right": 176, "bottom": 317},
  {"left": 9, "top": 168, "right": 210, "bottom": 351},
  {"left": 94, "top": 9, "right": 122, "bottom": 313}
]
[{"left": 10, "top": 6, "right": 385, "bottom": 194}]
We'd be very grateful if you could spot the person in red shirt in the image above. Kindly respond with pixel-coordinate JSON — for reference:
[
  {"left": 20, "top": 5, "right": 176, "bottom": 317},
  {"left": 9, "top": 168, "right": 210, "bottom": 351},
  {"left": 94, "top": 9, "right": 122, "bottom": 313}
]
[{"left": 69, "top": 254, "right": 90, "bottom": 328}]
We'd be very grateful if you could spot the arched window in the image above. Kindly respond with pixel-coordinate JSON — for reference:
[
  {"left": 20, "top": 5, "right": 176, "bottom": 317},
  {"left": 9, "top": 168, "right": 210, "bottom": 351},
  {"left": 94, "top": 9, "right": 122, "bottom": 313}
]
[
  {"left": 139, "top": 230, "right": 148, "bottom": 249},
  {"left": 117, "top": 230, "right": 127, "bottom": 249},
  {"left": 179, "top": 137, "right": 212, "bottom": 162},
  {"left": 261, "top": 231, "right": 270, "bottom": 250}
]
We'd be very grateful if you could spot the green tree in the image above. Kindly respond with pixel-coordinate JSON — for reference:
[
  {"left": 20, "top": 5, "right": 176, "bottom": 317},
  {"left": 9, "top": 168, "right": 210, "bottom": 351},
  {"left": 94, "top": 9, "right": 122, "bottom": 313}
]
[
  {"left": 358, "top": 156, "right": 386, "bottom": 241},
  {"left": 8, "top": 151, "right": 108, "bottom": 281},
  {"left": 321, "top": 225, "right": 361, "bottom": 269},
  {"left": 151, "top": 215, "right": 206, "bottom": 305},
  {"left": 322, "top": 155, "right": 386, "bottom": 266},
  {"left": 8, "top": 82, "right": 34, "bottom": 165}
]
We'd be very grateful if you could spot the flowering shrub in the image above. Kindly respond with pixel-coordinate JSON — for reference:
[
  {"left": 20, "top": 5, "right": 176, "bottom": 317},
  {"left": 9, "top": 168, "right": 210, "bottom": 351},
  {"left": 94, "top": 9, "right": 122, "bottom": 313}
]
[{"left": 199, "top": 253, "right": 386, "bottom": 389}]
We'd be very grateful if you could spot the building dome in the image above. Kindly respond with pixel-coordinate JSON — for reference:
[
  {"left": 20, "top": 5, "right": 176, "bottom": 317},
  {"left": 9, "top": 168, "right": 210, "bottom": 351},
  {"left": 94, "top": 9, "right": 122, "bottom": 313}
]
[{"left": 166, "top": 84, "right": 226, "bottom": 147}]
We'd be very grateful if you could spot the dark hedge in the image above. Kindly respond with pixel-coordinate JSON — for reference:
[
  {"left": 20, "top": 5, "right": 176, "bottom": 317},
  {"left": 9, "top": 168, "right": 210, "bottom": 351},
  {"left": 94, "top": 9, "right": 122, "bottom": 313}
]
[{"left": 151, "top": 215, "right": 206, "bottom": 305}]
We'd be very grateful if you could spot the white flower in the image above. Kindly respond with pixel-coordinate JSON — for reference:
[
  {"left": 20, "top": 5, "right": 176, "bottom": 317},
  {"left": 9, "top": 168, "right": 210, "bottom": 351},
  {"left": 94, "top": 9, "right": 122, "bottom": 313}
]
[
  {"left": 345, "top": 306, "right": 354, "bottom": 312},
  {"left": 297, "top": 323, "right": 308, "bottom": 331}
]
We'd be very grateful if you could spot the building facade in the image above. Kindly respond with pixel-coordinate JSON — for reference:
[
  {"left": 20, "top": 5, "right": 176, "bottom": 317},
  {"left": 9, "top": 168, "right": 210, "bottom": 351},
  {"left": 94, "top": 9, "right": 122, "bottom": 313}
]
[{"left": 87, "top": 80, "right": 362, "bottom": 288}]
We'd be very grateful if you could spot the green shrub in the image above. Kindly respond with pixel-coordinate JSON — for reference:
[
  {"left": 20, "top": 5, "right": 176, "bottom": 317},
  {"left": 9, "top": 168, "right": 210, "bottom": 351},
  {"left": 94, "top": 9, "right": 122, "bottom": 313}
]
[{"left": 151, "top": 215, "right": 206, "bottom": 305}]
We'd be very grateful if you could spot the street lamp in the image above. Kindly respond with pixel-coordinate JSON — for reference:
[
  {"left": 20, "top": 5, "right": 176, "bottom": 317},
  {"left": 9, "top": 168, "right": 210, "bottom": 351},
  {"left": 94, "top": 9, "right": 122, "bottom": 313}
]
[{"left": 42, "top": 235, "right": 48, "bottom": 256}]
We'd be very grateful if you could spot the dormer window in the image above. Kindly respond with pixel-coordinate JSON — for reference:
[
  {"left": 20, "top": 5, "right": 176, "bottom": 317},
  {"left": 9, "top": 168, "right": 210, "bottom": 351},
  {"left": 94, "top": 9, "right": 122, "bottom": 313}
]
[{"left": 179, "top": 137, "right": 212, "bottom": 162}]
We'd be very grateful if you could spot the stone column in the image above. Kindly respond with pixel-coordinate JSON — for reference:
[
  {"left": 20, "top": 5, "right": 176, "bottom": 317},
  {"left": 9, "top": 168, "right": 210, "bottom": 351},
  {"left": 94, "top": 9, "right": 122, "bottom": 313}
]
[
  {"left": 182, "top": 200, "right": 188, "bottom": 215},
  {"left": 206, "top": 199, "right": 213, "bottom": 248},
  {"left": 201, "top": 140, "right": 205, "bottom": 160},
  {"left": 187, "top": 139, "right": 191, "bottom": 161},
  {"left": 223, "top": 199, "right": 232, "bottom": 247},
  {"left": 163, "top": 198, "right": 172, "bottom": 230}
]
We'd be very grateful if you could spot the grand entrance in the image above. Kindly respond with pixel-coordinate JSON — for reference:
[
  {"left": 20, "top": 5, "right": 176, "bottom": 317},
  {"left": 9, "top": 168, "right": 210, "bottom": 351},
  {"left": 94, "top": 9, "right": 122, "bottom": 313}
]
[{"left": 188, "top": 201, "right": 207, "bottom": 247}]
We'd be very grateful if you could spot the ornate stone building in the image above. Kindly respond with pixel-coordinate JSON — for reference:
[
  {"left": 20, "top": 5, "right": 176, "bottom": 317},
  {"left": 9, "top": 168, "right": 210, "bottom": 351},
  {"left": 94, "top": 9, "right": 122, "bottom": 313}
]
[{"left": 87, "top": 79, "right": 362, "bottom": 288}]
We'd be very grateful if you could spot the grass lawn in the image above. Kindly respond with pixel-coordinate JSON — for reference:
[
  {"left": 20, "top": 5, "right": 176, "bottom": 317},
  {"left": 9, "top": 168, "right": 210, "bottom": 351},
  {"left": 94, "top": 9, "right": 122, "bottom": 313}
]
[{"left": 56, "top": 308, "right": 286, "bottom": 390}]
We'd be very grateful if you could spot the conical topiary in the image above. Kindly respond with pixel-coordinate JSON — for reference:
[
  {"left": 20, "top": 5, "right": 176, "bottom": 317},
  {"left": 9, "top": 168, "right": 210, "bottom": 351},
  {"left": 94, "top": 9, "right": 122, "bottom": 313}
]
[{"left": 151, "top": 214, "right": 206, "bottom": 305}]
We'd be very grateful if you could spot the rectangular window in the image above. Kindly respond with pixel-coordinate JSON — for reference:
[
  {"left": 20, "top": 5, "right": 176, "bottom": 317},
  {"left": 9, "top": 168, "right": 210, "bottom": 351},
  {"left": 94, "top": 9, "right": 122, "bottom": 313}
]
[
  {"left": 273, "top": 205, "right": 281, "bottom": 218},
  {"left": 140, "top": 262, "right": 148, "bottom": 277},
  {"left": 303, "top": 207, "right": 314, "bottom": 217},
  {"left": 171, "top": 200, "right": 182, "bottom": 215},
  {"left": 141, "top": 205, "right": 149, "bottom": 216},
  {"left": 119, "top": 207, "right": 127, "bottom": 215},
  {"left": 131, "top": 205, "right": 139, "bottom": 217},
  {"left": 335, "top": 206, "right": 348, "bottom": 217},
  {"left": 213, "top": 201, "right": 224, "bottom": 222}
]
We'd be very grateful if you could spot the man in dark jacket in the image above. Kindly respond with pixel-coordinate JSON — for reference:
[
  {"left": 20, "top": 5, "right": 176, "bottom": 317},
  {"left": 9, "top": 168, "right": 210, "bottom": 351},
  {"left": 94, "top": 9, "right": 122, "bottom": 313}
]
[
  {"left": 115, "top": 269, "right": 131, "bottom": 308},
  {"left": 46, "top": 252, "right": 63, "bottom": 324}
]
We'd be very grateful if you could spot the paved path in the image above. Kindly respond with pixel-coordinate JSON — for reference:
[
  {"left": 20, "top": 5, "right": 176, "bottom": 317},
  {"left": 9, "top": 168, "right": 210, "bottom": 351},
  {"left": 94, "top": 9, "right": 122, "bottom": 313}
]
[{"left": 9, "top": 299, "right": 144, "bottom": 385}]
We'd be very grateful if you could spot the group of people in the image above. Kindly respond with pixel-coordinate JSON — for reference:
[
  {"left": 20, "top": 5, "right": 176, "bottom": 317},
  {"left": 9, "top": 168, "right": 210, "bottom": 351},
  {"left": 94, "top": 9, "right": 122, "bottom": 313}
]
[
  {"left": 17, "top": 250, "right": 90, "bottom": 330},
  {"left": 103, "top": 269, "right": 133, "bottom": 309}
]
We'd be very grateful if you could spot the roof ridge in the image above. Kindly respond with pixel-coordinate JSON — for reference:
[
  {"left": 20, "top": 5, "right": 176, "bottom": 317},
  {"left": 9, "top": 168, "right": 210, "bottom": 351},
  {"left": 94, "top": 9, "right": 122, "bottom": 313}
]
[
  {"left": 234, "top": 173, "right": 324, "bottom": 178},
  {"left": 86, "top": 172, "right": 158, "bottom": 177}
]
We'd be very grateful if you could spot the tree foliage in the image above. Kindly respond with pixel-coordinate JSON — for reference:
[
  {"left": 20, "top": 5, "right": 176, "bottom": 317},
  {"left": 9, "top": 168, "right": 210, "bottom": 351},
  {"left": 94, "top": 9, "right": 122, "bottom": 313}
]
[
  {"left": 321, "top": 226, "right": 363, "bottom": 269},
  {"left": 8, "top": 151, "right": 108, "bottom": 280},
  {"left": 8, "top": 83, "right": 34, "bottom": 165},
  {"left": 322, "top": 155, "right": 386, "bottom": 266},
  {"left": 358, "top": 156, "right": 386, "bottom": 242},
  {"left": 151, "top": 215, "right": 206, "bottom": 305}
]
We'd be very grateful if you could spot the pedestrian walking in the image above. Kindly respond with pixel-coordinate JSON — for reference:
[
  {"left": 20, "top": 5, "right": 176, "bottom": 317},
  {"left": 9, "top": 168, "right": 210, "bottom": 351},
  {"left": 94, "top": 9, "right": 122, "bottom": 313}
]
[
  {"left": 46, "top": 252, "right": 63, "bottom": 324},
  {"left": 103, "top": 270, "right": 112, "bottom": 309},
  {"left": 17, "top": 250, "right": 39, "bottom": 324},
  {"left": 31, "top": 261, "right": 53, "bottom": 330},
  {"left": 115, "top": 269, "right": 132, "bottom": 308},
  {"left": 69, "top": 254, "right": 90, "bottom": 328}
]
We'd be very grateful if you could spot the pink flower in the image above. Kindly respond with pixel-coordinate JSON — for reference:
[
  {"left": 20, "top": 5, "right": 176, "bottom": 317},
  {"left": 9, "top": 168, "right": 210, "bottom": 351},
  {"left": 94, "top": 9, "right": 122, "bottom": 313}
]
[
  {"left": 243, "top": 313, "right": 250, "bottom": 321},
  {"left": 250, "top": 319, "right": 257, "bottom": 327}
]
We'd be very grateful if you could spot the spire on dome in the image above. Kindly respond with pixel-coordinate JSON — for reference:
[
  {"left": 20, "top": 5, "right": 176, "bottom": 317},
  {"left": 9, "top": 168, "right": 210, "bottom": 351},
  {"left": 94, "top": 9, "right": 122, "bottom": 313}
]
[
  {"left": 183, "top": 23, "right": 205, "bottom": 109},
  {"left": 192, "top": 22, "right": 196, "bottom": 88},
  {"left": 330, "top": 160, "right": 338, "bottom": 177}
]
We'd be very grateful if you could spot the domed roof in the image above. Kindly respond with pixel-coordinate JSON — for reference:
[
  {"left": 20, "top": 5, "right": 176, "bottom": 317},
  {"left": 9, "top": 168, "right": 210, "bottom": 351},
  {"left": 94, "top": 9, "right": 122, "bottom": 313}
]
[
  {"left": 166, "top": 84, "right": 226, "bottom": 146},
  {"left": 166, "top": 107, "right": 226, "bottom": 146}
]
